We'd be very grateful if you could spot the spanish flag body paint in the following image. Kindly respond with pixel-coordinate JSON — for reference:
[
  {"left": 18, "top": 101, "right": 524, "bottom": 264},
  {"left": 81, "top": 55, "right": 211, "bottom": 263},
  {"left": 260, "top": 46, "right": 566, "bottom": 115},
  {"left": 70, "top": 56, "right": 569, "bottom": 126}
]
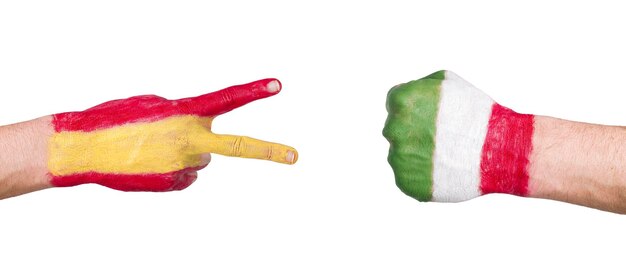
[
  {"left": 48, "top": 79, "right": 297, "bottom": 192},
  {"left": 383, "top": 71, "right": 534, "bottom": 202}
]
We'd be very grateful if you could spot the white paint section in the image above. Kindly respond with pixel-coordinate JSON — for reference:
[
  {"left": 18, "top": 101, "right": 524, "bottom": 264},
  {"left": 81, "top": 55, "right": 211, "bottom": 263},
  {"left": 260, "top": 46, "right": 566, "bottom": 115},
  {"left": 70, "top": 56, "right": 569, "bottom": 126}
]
[{"left": 431, "top": 71, "right": 494, "bottom": 202}]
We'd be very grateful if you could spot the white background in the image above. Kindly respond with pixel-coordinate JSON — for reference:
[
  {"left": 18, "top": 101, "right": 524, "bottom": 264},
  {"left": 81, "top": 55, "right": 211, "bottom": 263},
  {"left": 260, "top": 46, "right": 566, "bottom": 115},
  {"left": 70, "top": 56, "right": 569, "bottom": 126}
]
[{"left": 1, "top": 1, "right": 625, "bottom": 276}]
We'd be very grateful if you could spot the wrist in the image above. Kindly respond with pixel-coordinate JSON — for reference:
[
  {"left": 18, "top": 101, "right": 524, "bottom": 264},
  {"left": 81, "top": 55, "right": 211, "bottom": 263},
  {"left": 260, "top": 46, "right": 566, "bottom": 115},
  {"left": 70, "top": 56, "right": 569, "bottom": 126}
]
[
  {"left": 0, "top": 116, "right": 53, "bottom": 198},
  {"left": 478, "top": 104, "right": 535, "bottom": 197}
]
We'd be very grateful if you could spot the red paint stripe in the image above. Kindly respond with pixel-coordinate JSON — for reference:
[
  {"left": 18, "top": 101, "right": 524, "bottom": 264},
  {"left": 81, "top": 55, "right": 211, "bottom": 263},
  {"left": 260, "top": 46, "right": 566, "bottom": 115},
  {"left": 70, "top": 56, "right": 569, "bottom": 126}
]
[
  {"left": 479, "top": 103, "right": 534, "bottom": 196},
  {"left": 49, "top": 166, "right": 205, "bottom": 192},
  {"left": 53, "top": 78, "right": 279, "bottom": 132}
]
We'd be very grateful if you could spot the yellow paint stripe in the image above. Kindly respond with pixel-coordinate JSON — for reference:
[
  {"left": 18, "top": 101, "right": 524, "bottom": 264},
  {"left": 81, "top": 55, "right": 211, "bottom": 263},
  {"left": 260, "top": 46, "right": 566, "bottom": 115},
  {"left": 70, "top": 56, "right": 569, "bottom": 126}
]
[
  {"left": 49, "top": 115, "right": 296, "bottom": 176},
  {"left": 48, "top": 115, "right": 215, "bottom": 175}
]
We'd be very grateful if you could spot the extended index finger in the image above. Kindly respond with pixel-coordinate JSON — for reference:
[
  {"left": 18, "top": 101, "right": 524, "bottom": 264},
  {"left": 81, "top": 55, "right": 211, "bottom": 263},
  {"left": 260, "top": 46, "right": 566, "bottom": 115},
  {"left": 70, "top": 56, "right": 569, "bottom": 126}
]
[
  {"left": 176, "top": 78, "right": 282, "bottom": 117},
  {"left": 199, "top": 133, "right": 298, "bottom": 165}
]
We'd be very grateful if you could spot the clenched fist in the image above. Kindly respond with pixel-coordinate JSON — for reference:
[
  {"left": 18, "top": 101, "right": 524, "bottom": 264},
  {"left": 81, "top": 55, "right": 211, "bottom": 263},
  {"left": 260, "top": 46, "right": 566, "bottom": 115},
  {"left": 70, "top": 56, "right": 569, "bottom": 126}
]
[
  {"left": 383, "top": 70, "right": 626, "bottom": 213},
  {"left": 383, "top": 70, "right": 532, "bottom": 202}
]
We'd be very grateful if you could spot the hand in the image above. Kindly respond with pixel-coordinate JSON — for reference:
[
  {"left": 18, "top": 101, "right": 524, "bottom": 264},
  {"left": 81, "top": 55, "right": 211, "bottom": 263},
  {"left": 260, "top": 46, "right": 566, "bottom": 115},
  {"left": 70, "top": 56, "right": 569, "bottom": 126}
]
[
  {"left": 48, "top": 78, "right": 297, "bottom": 192},
  {"left": 384, "top": 70, "right": 626, "bottom": 214},
  {"left": 384, "top": 70, "right": 535, "bottom": 202}
]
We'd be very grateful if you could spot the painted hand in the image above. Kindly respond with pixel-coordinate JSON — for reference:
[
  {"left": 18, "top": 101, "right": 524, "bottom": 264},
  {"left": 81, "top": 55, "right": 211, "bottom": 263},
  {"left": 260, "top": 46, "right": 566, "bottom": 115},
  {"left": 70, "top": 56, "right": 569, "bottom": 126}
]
[
  {"left": 383, "top": 71, "right": 533, "bottom": 202},
  {"left": 48, "top": 79, "right": 297, "bottom": 192}
]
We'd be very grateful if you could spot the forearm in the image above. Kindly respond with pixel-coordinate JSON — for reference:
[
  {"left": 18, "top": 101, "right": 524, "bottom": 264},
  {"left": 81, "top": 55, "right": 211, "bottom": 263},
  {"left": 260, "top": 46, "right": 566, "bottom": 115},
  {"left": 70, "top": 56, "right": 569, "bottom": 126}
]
[
  {"left": 529, "top": 116, "right": 626, "bottom": 213},
  {"left": 0, "top": 116, "right": 52, "bottom": 199}
]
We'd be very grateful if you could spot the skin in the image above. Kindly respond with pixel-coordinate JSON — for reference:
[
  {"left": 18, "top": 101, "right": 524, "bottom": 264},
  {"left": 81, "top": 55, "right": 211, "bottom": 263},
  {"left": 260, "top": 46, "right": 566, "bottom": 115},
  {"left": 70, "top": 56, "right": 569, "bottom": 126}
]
[
  {"left": 0, "top": 79, "right": 297, "bottom": 199},
  {"left": 529, "top": 116, "right": 626, "bottom": 213},
  {"left": 0, "top": 117, "right": 51, "bottom": 198}
]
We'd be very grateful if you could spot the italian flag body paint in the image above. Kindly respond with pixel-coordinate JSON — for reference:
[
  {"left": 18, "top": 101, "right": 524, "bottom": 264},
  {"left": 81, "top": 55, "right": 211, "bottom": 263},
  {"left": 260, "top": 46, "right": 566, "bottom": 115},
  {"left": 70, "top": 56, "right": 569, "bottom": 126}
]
[
  {"left": 48, "top": 79, "right": 297, "bottom": 192},
  {"left": 383, "top": 71, "right": 534, "bottom": 202}
]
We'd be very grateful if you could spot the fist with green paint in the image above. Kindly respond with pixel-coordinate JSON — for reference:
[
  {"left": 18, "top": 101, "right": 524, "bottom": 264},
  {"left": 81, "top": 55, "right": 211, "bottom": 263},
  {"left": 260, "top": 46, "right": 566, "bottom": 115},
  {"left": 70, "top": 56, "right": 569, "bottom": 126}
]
[{"left": 383, "top": 70, "right": 626, "bottom": 213}]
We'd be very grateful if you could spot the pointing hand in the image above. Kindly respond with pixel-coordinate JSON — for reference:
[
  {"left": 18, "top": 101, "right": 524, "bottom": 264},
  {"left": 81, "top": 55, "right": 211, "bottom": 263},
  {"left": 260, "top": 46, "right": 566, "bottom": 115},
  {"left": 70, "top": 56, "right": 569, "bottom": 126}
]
[{"left": 48, "top": 78, "right": 297, "bottom": 192}]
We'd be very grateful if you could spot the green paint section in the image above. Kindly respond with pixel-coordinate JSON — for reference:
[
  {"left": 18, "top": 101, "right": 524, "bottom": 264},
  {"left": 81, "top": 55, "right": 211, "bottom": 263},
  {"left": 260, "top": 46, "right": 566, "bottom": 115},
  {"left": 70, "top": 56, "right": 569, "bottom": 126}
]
[
  {"left": 382, "top": 71, "right": 444, "bottom": 201},
  {"left": 422, "top": 70, "right": 446, "bottom": 80}
]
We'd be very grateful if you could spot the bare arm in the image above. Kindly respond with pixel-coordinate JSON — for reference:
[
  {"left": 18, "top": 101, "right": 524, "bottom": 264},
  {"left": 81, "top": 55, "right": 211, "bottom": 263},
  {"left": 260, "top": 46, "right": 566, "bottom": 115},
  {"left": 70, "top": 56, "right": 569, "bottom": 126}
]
[
  {"left": 0, "top": 116, "right": 52, "bottom": 198},
  {"left": 529, "top": 116, "right": 626, "bottom": 213}
]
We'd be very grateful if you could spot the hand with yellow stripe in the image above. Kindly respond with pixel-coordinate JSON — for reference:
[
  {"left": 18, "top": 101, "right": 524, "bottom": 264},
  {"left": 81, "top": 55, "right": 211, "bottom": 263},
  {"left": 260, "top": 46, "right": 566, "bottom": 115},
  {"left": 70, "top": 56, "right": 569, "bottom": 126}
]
[{"left": 48, "top": 78, "right": 297, "bottom": 192}]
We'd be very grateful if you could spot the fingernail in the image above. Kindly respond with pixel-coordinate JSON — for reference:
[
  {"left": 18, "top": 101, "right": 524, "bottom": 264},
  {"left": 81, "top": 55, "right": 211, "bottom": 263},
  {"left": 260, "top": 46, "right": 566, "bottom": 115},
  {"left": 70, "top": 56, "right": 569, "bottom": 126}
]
[
  {"left": 286, "top": 150, "right": 297, "bottom": 164},
  {"left": 266, "top": 80, "right": 281, "bottom": 93}
]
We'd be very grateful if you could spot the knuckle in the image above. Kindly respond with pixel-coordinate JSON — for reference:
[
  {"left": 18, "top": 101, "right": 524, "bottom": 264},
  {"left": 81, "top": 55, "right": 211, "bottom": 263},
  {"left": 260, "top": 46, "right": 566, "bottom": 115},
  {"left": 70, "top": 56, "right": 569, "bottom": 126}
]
[
  {"left": 231, "top": 136, "right": 244, "bottom": 157},
  {"left": 220, "top": 88, "right": 236, "bottom": 107},
  {"left": 266, "top": 146, "right": 274, "bottom": 160}
]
